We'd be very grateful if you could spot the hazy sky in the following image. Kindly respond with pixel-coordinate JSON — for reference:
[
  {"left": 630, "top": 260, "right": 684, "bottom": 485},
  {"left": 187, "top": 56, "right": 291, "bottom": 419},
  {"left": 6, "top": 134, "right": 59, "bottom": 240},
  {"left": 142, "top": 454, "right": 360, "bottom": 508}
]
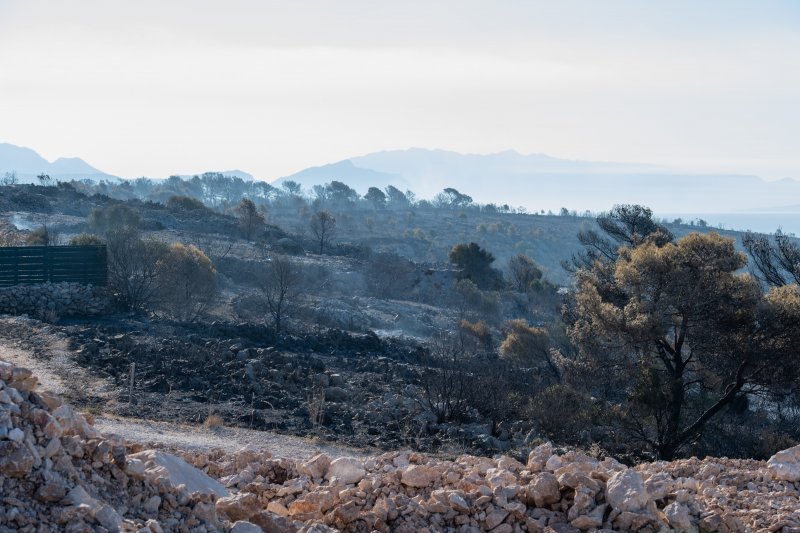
[{"left": 1, "top": 0, "right": 799, "bottom": 181}]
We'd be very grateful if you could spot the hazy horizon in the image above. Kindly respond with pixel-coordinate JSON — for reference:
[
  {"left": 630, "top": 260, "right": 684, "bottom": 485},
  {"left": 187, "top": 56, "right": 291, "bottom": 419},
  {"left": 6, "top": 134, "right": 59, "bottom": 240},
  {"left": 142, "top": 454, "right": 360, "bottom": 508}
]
[{"left": 1, "top": 1, "right": 799, "bottom": 183}]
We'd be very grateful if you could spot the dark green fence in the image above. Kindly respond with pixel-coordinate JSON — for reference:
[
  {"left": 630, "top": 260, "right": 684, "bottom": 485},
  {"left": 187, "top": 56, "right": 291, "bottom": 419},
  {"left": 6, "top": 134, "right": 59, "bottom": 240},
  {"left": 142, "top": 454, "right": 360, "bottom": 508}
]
[{"left": 0, "top": 245, "right": 107, "bottom": 287}]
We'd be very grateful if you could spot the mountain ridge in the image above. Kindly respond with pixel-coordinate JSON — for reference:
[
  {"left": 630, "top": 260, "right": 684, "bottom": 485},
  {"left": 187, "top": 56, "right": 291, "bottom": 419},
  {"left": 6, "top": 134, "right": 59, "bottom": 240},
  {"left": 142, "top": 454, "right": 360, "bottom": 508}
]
[{"left": 0, "top": 142, "right": 118, "bottom": 183}]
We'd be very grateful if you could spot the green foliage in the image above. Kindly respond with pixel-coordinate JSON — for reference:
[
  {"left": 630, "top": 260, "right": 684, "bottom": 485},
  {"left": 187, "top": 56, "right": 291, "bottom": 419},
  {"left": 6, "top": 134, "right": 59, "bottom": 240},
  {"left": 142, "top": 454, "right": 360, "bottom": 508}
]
[
  {"left": 364, "top": 187, "right": 386, "bottom": 208},
  {"left": 449, "top": 242, "right": 503, "bottom": 290},
  {"left": 528, "top": 384, "right": 595, "bottom": 443},
  {"left": 569, "top": 230, "right": 800, "bottom": 459}
]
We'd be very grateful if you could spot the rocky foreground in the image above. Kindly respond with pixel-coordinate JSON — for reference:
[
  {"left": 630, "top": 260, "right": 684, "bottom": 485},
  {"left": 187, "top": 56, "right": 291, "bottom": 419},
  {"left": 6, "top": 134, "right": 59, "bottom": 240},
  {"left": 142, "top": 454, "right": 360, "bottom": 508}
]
[{"left": 1, "top": 361, "right": 799, "bottom": 532}]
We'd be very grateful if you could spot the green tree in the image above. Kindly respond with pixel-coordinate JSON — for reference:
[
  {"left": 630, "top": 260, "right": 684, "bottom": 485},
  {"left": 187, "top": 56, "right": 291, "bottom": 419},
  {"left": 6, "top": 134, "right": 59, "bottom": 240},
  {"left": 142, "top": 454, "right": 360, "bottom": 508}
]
[
  {"left": 384, "top": 185, "right": 409, "bottom": 207},
  {"left": 449, "top": 242, "right": 503, "bottom": 290},
  {"left": 570, "top": 232, "right": 800, "bottom": 459},
  {"left": 566, "top": 204, "right": 673, "bottom": 271},
  {"left": 364, "top": 187, "right": 387, "bottom": 209}
]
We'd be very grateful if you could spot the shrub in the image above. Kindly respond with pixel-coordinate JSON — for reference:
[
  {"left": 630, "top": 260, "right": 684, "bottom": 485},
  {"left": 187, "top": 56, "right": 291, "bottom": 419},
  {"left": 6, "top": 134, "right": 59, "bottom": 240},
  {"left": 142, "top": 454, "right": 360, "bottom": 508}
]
[
  {"left": 25, "top": 225, "right": 60, "bottom": 246},
  {"left": 69, "top": 233, "right": 103, "bottom": 246},
  {"left": 166, "top": 195, "right": 207, "bottom": 212},
  {"left": 528, "top": 384, "right": 594, "bottom": 444},
  {"left": 499, "top": 320, "right": 551, "bottom": 368},
  {"left": 89, "top": 204, "right": 141, "bottom": 232},
  {"left": 155, "top": 243, "right": 218, "bottom": 321}
]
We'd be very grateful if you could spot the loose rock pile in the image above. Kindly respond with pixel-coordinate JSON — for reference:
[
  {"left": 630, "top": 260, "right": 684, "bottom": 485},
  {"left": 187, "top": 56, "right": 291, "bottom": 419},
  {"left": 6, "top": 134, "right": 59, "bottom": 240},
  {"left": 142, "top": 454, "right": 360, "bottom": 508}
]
[
  {"left": 0, "top": 360, "right": 225, "bottom": 532},
  {"left": 2, "top": 359, "right": 800, "bottom": 532},
  {"left": 186, "top": 442, "right": 800, "bottom": 532},
  {"left": 0, "top": 282, "right": 109, "bottom": 318}
]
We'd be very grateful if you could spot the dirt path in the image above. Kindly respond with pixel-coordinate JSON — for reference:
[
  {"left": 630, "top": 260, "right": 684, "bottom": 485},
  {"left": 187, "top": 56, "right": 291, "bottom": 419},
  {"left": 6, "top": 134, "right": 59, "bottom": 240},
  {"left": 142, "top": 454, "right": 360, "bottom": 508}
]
[
  {"left": 95, "top": 415, "right": 365, "bottom": 459},
  {"left": 0, "top": 317, "right": 115, "bottom": 402},
  {"left": 0, "top": 316, "right": 363, "bottom": 460}
]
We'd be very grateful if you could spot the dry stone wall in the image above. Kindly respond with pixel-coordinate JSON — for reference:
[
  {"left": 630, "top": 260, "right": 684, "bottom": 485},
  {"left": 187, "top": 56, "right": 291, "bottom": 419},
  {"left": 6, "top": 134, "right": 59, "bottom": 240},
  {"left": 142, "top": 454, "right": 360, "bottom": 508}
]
[{"left": 0, "top": 282, "right": 109, "bottom": 318}]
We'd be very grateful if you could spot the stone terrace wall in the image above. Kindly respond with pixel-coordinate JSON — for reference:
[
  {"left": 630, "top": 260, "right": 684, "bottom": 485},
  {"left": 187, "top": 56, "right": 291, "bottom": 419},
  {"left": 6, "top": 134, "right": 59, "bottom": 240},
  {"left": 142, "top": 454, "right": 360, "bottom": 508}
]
[{"left": 0, "top": 282, "right": 109, "bottom": 318}]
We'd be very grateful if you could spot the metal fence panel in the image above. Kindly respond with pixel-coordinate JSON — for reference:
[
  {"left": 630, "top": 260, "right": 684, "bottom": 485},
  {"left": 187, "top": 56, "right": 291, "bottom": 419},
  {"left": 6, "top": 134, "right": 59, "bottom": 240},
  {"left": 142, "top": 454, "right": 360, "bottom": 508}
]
[{"left": 0, "top": 245, "right": 107, "bottom": 287}]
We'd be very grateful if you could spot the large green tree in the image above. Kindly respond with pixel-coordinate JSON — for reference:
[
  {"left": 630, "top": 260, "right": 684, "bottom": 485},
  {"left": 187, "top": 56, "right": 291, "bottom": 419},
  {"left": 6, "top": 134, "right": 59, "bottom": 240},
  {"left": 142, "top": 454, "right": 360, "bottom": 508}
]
[{"left": 570, "top": 231, "right": 800, "bottom": 459}]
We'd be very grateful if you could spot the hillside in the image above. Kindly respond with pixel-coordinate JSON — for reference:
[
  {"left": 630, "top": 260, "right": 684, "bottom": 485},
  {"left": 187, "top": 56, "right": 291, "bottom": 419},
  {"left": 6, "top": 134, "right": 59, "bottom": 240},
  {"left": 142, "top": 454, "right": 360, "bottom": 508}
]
[
  {"left": 0, "top": 179, "right": 798, "bottom": 502},
  {"left": 1, "top": 358, "right": 798, "bottom": 532}
]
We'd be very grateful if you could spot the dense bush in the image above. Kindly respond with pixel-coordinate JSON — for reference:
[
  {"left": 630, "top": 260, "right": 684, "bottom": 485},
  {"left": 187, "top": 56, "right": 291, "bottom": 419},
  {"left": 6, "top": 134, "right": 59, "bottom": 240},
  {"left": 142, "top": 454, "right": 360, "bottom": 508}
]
[{"left": 155, "top": 243, "right": 218, "bottom": 321}]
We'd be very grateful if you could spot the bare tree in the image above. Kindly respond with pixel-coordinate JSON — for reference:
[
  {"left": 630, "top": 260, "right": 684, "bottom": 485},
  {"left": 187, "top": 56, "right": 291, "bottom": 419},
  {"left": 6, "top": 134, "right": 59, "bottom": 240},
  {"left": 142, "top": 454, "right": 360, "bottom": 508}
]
[
  {"left": 106, "top": 228, "right": 168, "bottom": 312},
  {"left": 25, "top": 225, "right": 61, "bottom": 246},
  {"left": 743, "top": 229, "right": 800, "bottom": 287},
  {"left": 309, "top": 210, "right": 336, "bottom": 254},
  {"left": 417, "top": 337, "right": 474, "bottom": 424},
  {"left": 0, "top": 171, "right": 17, "bottom": 186},
  {"left": 258, "top": 254, "right": 302, "bottom": 332}
]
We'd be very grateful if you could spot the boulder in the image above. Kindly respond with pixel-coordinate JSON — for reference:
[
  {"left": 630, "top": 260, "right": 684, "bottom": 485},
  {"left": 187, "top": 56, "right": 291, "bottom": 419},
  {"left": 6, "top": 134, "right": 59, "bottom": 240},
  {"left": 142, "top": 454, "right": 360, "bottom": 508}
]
[
  {"left": 325, "top": 457, "right": 365, "bottom": 484},
  {"left": 605, "top": 469, "right": 649, "bottom": 513},
  {"left": 298, "top": 453, "right": 331, "bottom": 479},
  {"left": 400, "top": 464, "right": 440, "bottom": 488},
  {"left": 0, "top": 440, "right": 35, "bottom": 477},
  {"left": 128, "top": 449, "right": 229, "bottom": 497},
  {"left": 216, "top": 492, "right": 262, "bottom": 522},
  {"left": 527, "top": 472, "right": 561, "bottom": 507},
  {"left": 230, "top": 521, "right": 263, "bottom": 533},
  {"left": 664, "top": 502, "right": 694, "bottom": 532},
  {"left": 250, "top": 510, "right": 298, "bottom": 533},
  {"left": 767, "top": 444, "right": 800, "bottom": 482}
]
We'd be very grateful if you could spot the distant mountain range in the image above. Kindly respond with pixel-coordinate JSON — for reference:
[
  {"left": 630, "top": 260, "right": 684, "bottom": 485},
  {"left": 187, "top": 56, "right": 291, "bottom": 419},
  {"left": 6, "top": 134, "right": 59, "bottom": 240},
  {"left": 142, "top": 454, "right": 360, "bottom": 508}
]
[
  {"left": 0, "top": 143, "right": 119, "bottom": 183},
  {"left": 278, "top": 148, "right": 800, "bottom": 215},
  {"left": 0, "top": 143, "right": 255, "bottom": 184},
  {"left": 4, "top": 142, "right": 800, "bottom": 217}
]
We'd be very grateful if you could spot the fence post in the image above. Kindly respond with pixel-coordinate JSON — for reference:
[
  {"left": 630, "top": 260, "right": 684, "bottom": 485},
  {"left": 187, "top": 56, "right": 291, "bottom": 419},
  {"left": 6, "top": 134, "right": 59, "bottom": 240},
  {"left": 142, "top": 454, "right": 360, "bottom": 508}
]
[{"left": 128, "top": 362, "right": 136, "bottom": 404}]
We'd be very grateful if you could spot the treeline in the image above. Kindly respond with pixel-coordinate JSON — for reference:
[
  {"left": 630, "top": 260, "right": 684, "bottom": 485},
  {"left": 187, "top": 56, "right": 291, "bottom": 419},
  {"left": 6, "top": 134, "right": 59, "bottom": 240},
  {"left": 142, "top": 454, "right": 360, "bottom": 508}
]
[{"left": 58, "top": 174, "right": 543, "bottom": 215}]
